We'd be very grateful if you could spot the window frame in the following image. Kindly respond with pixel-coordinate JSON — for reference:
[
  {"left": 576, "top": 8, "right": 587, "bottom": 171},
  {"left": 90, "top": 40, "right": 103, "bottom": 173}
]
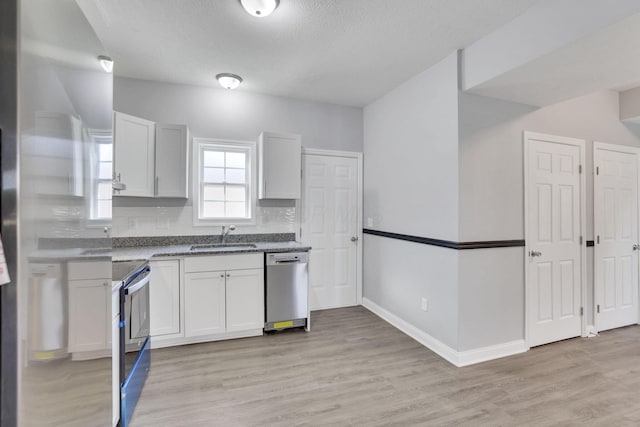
[
  {"left": 192, "top": 137, "right": 257, "bottom": 226},
  {"left": 86, "top": 128, "right": 113, "bottom": 226}
]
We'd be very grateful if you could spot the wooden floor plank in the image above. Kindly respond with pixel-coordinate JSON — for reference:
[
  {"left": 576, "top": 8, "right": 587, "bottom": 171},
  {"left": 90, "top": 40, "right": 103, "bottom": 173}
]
[{"left": 129, "top": 306, "right": 640, "bottom": 427}]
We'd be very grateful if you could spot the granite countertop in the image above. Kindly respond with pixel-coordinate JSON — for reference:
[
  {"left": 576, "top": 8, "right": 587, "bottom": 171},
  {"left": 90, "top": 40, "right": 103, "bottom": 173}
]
[
  {"left": 30, "top": 233, "right": 310, "bottom": 263},
  {"left": 112, "top": 241, "right": 311, "bottom": 262},
  {"left": 29, "top": 248, "right": 111, "bottom": 263}
]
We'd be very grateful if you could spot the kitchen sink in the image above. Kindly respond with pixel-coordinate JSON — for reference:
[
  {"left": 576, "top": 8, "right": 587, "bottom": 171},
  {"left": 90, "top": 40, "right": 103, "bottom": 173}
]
[{"left": 189, "top": 243, "right": 257, "bottom": 251}]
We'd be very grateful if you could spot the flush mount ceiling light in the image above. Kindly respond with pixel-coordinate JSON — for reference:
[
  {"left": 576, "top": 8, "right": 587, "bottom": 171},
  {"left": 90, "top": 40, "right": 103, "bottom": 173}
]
[
  {"left": 239, "top": 0, "right": 279, "bottom": 17},
  {"left": 98, "top": 55, "right": 113, "bottom": 73},
  {"left": 216, "top": 73, "right": 243, "bottom": 90}
]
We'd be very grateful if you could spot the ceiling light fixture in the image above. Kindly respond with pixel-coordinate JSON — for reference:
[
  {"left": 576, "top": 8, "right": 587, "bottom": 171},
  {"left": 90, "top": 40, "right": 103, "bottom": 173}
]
[
  {"left": 98, "top": 55, "right": 113, "bottom": 73},
  {"left": 239, "top": 0, "right": 279, "bottom": 17},
  {"left": 216, "top": 73, "right": 243, "bottom": 90}
]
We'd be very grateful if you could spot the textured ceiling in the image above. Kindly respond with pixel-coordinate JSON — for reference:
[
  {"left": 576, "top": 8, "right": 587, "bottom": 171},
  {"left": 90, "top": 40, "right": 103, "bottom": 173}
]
[
  {"left": 465, "top": 11, "right": 640, "bottom": 107},
  {"left": 78, "top": 0, "right": 539, "bottom": 107}
]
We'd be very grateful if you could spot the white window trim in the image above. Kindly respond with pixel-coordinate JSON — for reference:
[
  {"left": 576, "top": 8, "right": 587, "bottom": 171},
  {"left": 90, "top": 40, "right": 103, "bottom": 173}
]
[
  {"left": 192, "top": 137, "right": 257, "bottom": 226},
  {"left": 85, "top": 128, "right": 112, "bottom": 227}
]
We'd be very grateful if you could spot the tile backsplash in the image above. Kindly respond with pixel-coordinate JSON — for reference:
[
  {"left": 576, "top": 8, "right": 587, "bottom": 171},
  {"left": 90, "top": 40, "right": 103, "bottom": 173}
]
[{"left": 112, "top": 202, "right": 298, "bottom": 238}]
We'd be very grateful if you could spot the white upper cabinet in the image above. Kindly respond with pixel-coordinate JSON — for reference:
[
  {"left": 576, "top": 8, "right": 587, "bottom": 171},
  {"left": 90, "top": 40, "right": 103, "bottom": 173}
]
[
  {"left": 25, "top": 112, "right": 84, "bottom": 197},
  {"left": 113, "top": 112, "right": 189, "bottom": 198},
  {"left": 155, "top": 124, "right": 189, "bottom": 198},
  {"left": 258, "top": 131, "right": 301, "bottom": 199},
  {"left": 113, "top": 111, "right": 155, "bottom": 197}
]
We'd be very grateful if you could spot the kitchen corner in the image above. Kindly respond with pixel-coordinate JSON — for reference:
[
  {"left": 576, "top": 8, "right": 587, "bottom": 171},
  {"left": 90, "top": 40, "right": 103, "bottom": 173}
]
[{"left": 112, "top": 230, "right": 312, "bottom": 345}]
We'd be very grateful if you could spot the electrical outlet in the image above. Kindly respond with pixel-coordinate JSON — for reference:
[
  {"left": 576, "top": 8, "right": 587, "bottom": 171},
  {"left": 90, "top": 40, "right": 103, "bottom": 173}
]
[{"left": 421, "top": 297, "right": 428, "bottom": 312}]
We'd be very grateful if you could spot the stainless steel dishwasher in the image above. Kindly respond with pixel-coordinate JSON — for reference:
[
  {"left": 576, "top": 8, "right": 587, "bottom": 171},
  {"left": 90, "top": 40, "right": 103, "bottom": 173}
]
[{"left": 265, "top": 252, "right": 308, "bottom": 331}]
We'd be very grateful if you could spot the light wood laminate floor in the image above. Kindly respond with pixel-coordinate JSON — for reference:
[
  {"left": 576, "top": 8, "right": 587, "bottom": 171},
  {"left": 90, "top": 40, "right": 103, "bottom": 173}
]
[{"left": 131, "top": 306, "right": 640, "bottom": 426}]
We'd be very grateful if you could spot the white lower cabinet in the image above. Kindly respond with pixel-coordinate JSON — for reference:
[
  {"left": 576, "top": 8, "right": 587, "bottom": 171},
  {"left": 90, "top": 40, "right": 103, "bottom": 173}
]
[
  {"left": 149, "top": 260, "right": 181, "bottom": 338},
  {"left": 67, "top": 261, "right": 112, "bottom": 357},
  {"left": 68, "top": 279, "right": 111, "bottom": 352},
  {"left": 226, "top": 269, "right": 264, "bottom": 332},
  {"left": 180, "top": 253, "right": 264, "bottom": 343},
  {"left": 184, "top": 271, "right": 226, "bottom": 337}
]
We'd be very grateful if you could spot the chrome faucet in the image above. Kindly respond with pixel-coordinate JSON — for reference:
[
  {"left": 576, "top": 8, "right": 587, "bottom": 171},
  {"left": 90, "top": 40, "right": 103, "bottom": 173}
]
[{"left": 221, "top": 225, "right": 236, "bottom": 244}]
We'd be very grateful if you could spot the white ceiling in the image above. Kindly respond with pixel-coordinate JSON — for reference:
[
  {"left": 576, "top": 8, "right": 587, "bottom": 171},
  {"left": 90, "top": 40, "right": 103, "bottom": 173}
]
[
  {"left": 78, "top": 0, "right": 539, "bottom": 107},
  {"left": 466, "top": 12, "right": 640, "bottom": 107}
]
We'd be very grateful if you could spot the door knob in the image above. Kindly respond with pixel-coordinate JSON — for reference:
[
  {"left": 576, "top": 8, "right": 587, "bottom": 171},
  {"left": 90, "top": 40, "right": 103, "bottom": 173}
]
[
  {"left": 529, "top": 250, "right": 542, "bottom": 257},
  {"left": 633, "top": 244, "right": 640, "bottom": 251},
  {"left": 351, "top": 236, "right": 358, "bottom": 242}
]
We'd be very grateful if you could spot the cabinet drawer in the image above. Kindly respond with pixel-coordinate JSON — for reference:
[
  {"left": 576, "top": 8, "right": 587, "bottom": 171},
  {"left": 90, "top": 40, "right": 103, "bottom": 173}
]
[
  {"left": 68, "top": 261, "right": 111, "bottom": 280},
  {"left": 184, "top": 253, "right": 263, "bottom": 273}
]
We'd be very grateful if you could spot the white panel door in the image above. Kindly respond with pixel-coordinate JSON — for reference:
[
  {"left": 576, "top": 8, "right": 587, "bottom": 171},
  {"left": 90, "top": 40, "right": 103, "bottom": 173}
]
[
  {"left": 526, "top": 135, "right": 583, "bottom": 347},
  {"left": 302, "top": 154, "right": 358, "bottom": 310},
  {"left": 594, "top": 144, "right": 639, "bottom": 331}
]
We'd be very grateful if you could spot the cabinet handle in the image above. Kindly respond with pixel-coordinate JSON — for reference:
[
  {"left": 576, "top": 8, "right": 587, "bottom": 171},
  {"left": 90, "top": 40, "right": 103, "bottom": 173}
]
[
  {"left": 155, "top": 176, "right": 158, "bottom": 196},
  {"left": 263, "top": 179, "right": 266, "bottom": 196},
  {"left": 226, "top": 273, "right": 230, "bottom": 278},
  {"left": 220, "top": 274, "right": 224, "bottom": 278}
]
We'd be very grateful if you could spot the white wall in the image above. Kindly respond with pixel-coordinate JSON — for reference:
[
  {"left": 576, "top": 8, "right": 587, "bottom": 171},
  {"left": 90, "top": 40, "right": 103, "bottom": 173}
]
[
  {"left": 459, "top": 90, "right": 640, "bottom": 242},
  {"left": 363, "top": 53, "right": 460, "bottom": 240},
  {"left": 112, "top": 77, "right": 363, "bottom": 237},
  {"left": 114, "top": 77, "right": 363, "bottom": 152},
  {"left": 620, "top": 86, "right": 640, "bottom": 123},
  {"left": 458, "top": 249, "right": 524, "bottom": 351},
  {"left": 462, "top": 0, "right": 640, "bottom": 92},
  {"left": 457, "top": 89, "right": 640, "bottom": 350},
  {"left": 364, "top": 235, "right": 458, "bottom": 348},
  {"left": 363, "top": 52, "right": 461, "bottom": 350}
]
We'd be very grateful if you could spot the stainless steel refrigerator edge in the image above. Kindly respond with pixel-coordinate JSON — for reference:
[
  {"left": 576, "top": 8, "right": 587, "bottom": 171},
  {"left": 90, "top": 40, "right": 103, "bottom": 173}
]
[
  {"left": 2, "top": 0, "right": 114, "bottom": 425},
  {"left": 0, "top": 0, "right": 19, "bottom": 424}
]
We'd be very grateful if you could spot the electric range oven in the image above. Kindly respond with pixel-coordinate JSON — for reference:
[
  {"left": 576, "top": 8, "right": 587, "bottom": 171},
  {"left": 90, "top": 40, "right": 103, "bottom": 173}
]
[{"left": 113, "top": 261, "right": 151, "bottom": 427}]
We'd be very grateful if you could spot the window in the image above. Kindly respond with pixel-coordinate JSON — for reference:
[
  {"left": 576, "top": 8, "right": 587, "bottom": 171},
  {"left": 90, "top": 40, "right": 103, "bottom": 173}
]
[
  {"left": 193, "top": 138, "right": 255, "bottom": 223},
  {"left": 89, "top": 132, "right": 112, "bottom": 221}
]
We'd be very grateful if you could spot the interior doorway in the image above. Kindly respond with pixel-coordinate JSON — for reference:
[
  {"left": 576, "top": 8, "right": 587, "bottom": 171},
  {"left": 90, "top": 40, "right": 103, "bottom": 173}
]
[
  {"left": 524, "top": 132, "right": 587, "bottom": 347},
  {"left": 593, "top": 142, "right": 639, "bottom": 332},
  {"left": 301, "top": 149, "right": 362, "bottom": 310}
]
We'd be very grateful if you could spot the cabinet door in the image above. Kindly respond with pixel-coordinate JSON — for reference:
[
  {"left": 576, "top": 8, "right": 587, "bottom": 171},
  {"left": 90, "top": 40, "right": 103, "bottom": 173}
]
[
  {"left": 26, "top": 112, "right": 83, "bottom": 197},
  {"left": 155, "top": 124, "right": 189, "bottom": 198},
  {"left": 184, "top": 272, "right": 226, "bottom": 337},
  {"left": 114, "top": 111, "right": 155, "bottom": 197},
  {"left": 259, "top": 132, "right": 301, "bottom": 199},
  {"left": 68, "top": 279, "right": 110, "bottom": 352},
  {"left": 226, "top": 269, "right": 264, "bottom": 332},
  {"left": 149, "top": 260, "right": 181, "bottom": 337}
]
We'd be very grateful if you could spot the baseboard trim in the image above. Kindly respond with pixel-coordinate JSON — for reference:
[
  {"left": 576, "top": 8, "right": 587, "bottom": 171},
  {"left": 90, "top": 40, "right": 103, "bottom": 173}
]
[
  {"left": 456, "top": 339, "right": 527, "bottom": 367},
  {"left": 150, "top": 329, "right": 264, "bottom": 349},
  {"left": 362, "top": 298, "right": 527, "bottom": 367},
  {"left": 362, "top": 298, "right": 460, "bottom": 366}
]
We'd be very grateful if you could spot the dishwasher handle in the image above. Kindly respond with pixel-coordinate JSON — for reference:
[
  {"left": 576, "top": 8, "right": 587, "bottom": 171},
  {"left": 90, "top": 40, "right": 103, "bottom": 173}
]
[
  {"left": 275, "top": 259, "right": 302, "bottom": 264},
  {"left": 266, "top": 252, "right": 309, "bottom": 266}
]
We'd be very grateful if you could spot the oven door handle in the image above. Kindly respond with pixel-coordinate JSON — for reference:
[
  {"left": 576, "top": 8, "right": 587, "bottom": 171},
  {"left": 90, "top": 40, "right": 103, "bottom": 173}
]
[{"left": 125, "top": 274, "right": 150, "bottom": 295}]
